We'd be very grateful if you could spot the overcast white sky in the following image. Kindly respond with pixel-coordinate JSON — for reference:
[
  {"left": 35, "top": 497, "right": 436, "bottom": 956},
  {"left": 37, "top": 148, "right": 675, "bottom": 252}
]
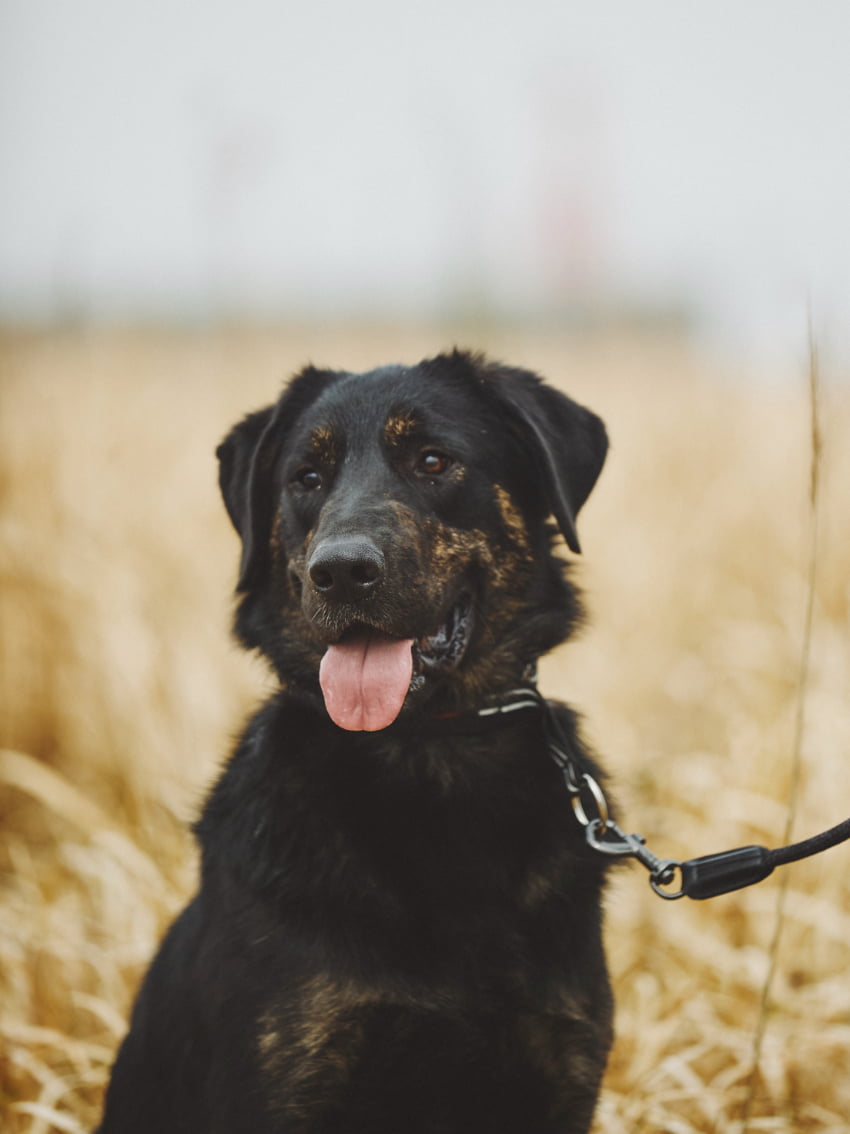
[{"left": 1, "top": 1, "right": 848, "bottom": 362}]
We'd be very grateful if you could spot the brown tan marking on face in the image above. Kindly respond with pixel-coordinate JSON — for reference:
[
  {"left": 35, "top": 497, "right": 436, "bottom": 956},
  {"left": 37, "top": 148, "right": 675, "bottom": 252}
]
[
  {"left": 419, "top": 510, "right": 543, "bottom": 702},
  {"left": 481, "top": 485, "right": 535, "bottom": 599},
  {"left": 271, "top": 513, "right": 309, "bottom": 593},
  {"left": 419, "top": 504, "right": 532, "bottom": 598},
  {"left": 383, "top": 411, "right": 420, "bottom": 446},
  {"left": 420, "top": 517, "right": 493, "bottom": 579},
  {"left": 270, "top": 509, "right": 285, "bottom": 561},
  {"left": 309, "top": 425, "right": 338, "bottom": 465},
  {"left": 412, "top": 513, "right": 542, "bottom": 700},
  {"left": 267, "top": 514, "right": 328, "bottom": 671},
  {"left": 493, "top": 484, "right": 530, "bottom": 552}
]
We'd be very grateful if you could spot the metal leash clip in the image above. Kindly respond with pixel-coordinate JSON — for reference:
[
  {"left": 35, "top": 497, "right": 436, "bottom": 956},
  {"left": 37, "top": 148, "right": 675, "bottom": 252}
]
[
  {"left": 539, "top": 688, "right": 850, "bottom": 901},
  {"left": 585, "top": 818, "right": 684, "bottom": 899}
]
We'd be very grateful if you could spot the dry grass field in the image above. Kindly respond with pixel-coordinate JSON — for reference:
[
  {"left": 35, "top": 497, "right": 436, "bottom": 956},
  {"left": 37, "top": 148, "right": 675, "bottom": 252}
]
[{"left": 1, "top": 326, "right": 849, "bottom": 1133}]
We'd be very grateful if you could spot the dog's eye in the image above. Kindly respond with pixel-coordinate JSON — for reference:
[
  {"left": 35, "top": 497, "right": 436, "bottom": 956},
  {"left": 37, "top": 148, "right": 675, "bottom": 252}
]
[
  {"left": 416, "top": 450, "right": 453, "bottom": 477},
  {"left": 294, "top": 467, "right": 322, "bottom": 491}
]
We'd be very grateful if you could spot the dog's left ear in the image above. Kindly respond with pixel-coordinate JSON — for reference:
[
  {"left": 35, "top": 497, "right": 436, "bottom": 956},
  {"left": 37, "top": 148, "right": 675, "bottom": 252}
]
[
  {"left": 488, "top": 365, "right": 608, "bottom": 554},
  {"left": 216, "top": 405, "right": 278, "bottom": 591}
]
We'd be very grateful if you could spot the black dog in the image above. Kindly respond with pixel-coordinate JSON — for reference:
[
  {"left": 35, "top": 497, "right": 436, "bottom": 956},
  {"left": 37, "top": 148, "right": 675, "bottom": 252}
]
[{"left": 97, "top": 350, "right": 612, "bottom": 1133}]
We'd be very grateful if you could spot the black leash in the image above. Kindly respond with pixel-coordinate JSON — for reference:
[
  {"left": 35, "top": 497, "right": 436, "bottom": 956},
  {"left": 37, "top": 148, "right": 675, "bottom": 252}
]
[
  {"left": 587, "top": 814, "right": 850, "bottom": 901},
  {"left": 483, "top": 686, "right": 850, "bottom": 901}
]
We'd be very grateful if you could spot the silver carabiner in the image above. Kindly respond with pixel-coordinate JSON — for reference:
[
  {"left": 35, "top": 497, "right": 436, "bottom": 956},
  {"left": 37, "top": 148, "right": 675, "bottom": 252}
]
[{"left": 585, "top": 819, "right": 683, "bottom": 898}]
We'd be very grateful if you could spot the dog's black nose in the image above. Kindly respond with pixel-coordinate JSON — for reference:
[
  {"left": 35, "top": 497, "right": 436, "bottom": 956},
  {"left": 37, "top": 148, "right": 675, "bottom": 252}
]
[{"left": 307, "top": 537, "right": 385, "bottom": 603}]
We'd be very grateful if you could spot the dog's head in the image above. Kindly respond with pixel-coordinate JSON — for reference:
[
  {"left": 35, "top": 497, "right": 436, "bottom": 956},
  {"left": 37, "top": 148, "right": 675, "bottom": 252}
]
[{"left": 217, "top": 351, "right": 607, "bottom": 729}]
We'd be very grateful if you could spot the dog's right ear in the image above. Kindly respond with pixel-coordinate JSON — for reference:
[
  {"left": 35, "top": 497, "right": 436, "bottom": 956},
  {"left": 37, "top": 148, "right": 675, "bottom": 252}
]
[{"left": 216, "top": 405, "right": 279, "bottom": 592}]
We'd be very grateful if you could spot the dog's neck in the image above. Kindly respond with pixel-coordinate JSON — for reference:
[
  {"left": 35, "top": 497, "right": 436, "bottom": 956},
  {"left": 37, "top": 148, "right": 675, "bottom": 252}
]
[{"left": 386, "top": 671, "right": 543, "bottom": 736}]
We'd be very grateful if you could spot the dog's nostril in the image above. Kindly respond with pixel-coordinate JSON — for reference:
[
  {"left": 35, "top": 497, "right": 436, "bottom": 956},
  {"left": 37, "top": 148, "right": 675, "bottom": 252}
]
[
  {"left": 310, "top": 566, "right": 335, "bottom": 592},
  {"left": 351, "top": 561, "right": 381, "bottom": 586}
]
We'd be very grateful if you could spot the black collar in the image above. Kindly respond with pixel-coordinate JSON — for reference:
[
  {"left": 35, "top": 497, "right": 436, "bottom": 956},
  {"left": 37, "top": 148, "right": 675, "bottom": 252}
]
[{"left": 383, "top": 685, "right": 545, "bottom": 737}]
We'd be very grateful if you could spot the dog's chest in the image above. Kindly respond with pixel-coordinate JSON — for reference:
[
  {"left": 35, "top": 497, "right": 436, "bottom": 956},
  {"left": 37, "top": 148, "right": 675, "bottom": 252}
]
[
  {"left": 255, "top": 970, "right": 598, "bottom": 1132},
  {"left": 266, "top": 727, "right": 577, "bottom": 926},
  {"left": 201, "top": 711, "right": 611, "bottom": 1129}
]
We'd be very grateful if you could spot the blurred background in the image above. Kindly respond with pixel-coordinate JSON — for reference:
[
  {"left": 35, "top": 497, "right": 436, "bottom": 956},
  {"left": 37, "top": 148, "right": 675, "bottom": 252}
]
[
  {"left": 2, "top": 0, "right": 850, "bottom": 367},
  {"left": 2, "top": 2, "right": 850, "bottom": 1132}
]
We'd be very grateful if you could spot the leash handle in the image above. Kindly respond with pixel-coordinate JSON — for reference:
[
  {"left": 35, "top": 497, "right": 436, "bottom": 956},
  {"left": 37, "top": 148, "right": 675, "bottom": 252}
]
[
  {"left": 674, "top": 815, "right": 850, "bottom": 899},
  {"left": 678, "top": 846, "right": 774, "bottom": 900}
]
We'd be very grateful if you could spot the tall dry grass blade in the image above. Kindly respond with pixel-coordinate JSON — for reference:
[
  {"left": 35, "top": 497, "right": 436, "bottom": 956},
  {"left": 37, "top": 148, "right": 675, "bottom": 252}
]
[
  {"left": 740, "top": 325, "right": 822, "bottom": 1131},
  {"left": 7, "top": 1102, "right": 86, "bottom": 1134},
  {"left": 0, "top": 748, "right": 117, "bottom": 832},
  {"left": 0, "top": 747, "right": 168, "bottom": 888}
]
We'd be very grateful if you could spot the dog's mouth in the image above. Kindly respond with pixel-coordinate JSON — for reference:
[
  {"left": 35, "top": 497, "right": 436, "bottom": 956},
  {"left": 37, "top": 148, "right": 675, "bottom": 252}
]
[
  {"left": 413, "top": 592, "right": 473, "bottom": 674},
  {"left": 318, "top": 594, "right": 473, "bottom": 732}
]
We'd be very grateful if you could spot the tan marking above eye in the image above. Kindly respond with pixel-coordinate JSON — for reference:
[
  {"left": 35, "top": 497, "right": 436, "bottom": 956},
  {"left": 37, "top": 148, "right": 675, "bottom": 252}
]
[
  {"left": 308, "top": 426, "right": 338, "bottom": 465},
  {"left": 383, "top": 412, "right": 420, "bottom": 446}
]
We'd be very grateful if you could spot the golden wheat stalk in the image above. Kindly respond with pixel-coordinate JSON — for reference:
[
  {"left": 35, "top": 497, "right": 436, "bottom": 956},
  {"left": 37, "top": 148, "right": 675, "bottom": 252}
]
[{"left": 739, "top": 321, "right": 823, "bottom": 1131}]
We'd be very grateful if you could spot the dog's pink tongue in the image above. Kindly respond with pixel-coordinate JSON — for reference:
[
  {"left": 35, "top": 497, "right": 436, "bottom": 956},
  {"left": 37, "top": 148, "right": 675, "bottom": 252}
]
[{"left": 319, "top": 633, "right": 414, "bottom": 731}]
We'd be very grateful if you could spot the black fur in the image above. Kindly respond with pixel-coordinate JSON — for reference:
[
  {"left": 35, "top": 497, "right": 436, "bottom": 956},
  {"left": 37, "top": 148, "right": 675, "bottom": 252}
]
[{"left": 97, "top": 351, "right": 613, "bottom": 1134}]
